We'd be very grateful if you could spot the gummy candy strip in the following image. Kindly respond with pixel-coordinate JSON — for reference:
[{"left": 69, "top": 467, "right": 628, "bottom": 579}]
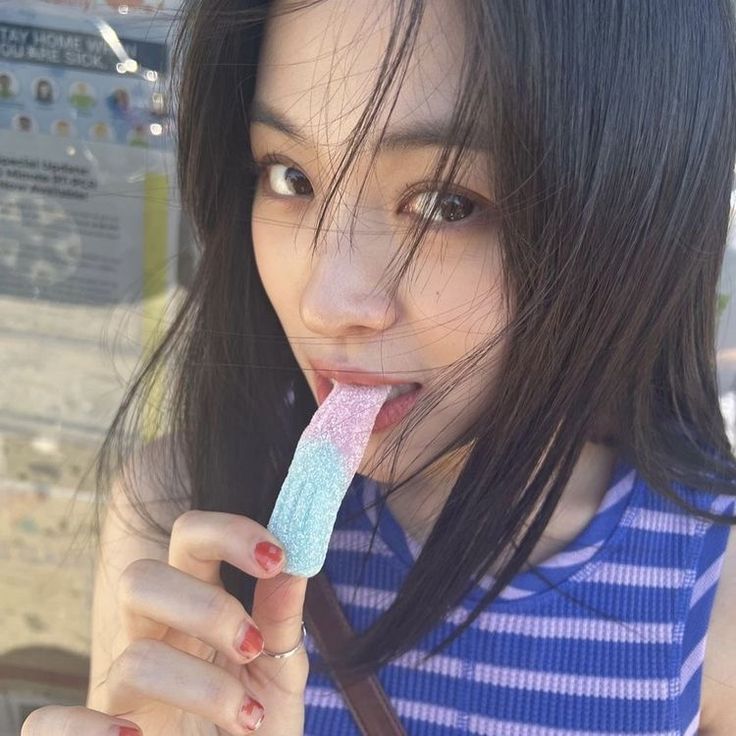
[{"left": 267, "top": 381, "right": 391, "bottom": 577}]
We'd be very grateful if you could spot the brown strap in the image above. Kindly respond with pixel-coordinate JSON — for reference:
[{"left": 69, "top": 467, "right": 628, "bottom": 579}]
[{"left": 304, "top": 571, "right": 407, "bottom": 736}]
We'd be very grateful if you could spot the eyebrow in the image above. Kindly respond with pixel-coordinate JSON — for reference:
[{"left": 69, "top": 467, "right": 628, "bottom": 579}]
[{"left": 248, "top": 100, "right": 485, "bottom": 153}]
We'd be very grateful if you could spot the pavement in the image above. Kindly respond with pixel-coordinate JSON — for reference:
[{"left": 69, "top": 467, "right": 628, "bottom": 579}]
[{"left": 0, "top": 289, "right": 177, "bottom": 733}]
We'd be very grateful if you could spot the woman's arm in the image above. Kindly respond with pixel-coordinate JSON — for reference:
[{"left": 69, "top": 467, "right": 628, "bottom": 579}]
[{"left": 86, "top": 438, "right": 187, "bottom": 709}]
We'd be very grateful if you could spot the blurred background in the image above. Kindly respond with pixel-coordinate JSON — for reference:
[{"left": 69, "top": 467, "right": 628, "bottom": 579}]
[
  {"left": 0, "top": 2, "right": 735, "bottom": 734},
  {"left": 0, "top": 1, "right": 190, "bottom": 732}
]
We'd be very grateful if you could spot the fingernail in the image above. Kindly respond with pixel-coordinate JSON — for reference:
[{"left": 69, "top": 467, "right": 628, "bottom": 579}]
[
  {"left": 116, "top": 727, "right": 142, "bottom": 736},
  {"left": 236, "top": 621, "right": 264, "bottom": 658},
  {"left": 239, "top": 697, "right": 265, "bottom": 731},
  {"left": 254, "top": 541, "right": 283, "bottom": 572}
]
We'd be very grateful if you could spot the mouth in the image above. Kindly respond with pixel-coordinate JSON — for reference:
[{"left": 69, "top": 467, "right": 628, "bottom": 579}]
[
  {"left": 312, "top": 367, "right": 423, "bottom": 433},
  {"left": 312, "top": 366, "right": 421, "bottom": 399},
  {"left": 383, "top": 382, "right": 420, "bottom": 401},
  {"left": 328, "top": 376, "right": 417, "bottom": 397}
]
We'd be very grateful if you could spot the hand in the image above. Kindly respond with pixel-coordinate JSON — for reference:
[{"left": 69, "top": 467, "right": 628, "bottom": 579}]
[{"left": 21, "top": 510, "right": 309, "bottom": 736}]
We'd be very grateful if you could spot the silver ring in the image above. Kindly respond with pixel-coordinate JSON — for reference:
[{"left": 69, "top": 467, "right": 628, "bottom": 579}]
[{"left": 260, "top": 621, "right": 306, "bottom": 659}]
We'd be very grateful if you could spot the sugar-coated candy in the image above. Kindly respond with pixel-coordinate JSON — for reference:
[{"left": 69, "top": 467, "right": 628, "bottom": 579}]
[{"left": 267, "top": 381, "right": 391, "bottom": 577}]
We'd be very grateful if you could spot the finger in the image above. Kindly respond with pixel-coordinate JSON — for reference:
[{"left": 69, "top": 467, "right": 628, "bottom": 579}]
[
  {"left": 168, "top": 510, "right": 286, "bottom": 585},
  {"left": 118, "top": 558, "right": 266, "bottom": 665},
  {"left": 20, "top": 704, "right": 141, "bottom": 736},
  {"left": 103, "top": 638, "right": 266, "bottom": 734},
  {"left": 252, "top": 572, "right": 309, "bottom": 660}
]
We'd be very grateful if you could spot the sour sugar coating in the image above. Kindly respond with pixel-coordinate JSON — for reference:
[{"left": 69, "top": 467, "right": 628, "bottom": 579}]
[{"left": 267, "top": 382, "right": 391, "bottom": 577}]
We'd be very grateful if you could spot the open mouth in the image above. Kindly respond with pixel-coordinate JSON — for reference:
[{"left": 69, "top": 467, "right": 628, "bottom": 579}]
[
  {"left": 317, "top": 375, "right": 421, "bottom": 403},
  {"left": 326, "top": 377, "right": 420, "bottom": 403},
  {"left": 383, "top": 382, "right": 420, "bottom": 402},
  {"left": 316, "top": 375, "right": 423, "bottom": 432}
]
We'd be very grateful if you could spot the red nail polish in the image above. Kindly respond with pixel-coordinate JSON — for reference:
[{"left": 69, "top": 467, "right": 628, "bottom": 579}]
[
  {"left": 238, "top": 624, "right": 264, "bottom": 657},
  {"left": 254, "top": 541, "right": 283, "bottom": 571},
  {"left": 117, "top": 727, "right": 141, "bottom": 736},
  {"left": 239, "top": 698, "right": 265, "bottom": 730}
]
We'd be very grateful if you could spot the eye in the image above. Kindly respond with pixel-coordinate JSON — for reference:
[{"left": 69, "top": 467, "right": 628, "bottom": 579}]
[
  {"left": 402, "top": 190, "right": 477, "bottom": 224},
  {"left": 253, "top": 154, "right": 489, "bottom": 225},
  {"left": 258, "top": 157, "right": 313, "bottom": 197}
]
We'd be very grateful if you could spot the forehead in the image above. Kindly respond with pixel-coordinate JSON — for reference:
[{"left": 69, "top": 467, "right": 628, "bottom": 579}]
[{"left": 253, "top": 0, "right": 467, "bottom": 146}]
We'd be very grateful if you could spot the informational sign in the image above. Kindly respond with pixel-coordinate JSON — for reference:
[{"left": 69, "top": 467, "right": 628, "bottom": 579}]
[
  {"left": 0, "top": 8, "right": 171, "bottom": 149},
  {"left": 0, "top": 1, "right": 181, "bottom": 443},
  {"left": 0, "top": 130, "right": 176, "bottom": 304},
  {"left": 0, "top": 1, "right": 179, "bottom": 304}
]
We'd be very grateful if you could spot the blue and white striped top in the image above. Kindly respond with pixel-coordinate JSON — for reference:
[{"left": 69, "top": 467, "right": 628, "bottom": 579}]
[{"left": 303, "top": 456, "right": 735, "bottom": 735}]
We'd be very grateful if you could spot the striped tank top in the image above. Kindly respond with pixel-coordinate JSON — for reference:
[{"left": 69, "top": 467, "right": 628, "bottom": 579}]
[{"left": 303, "top": 456, "right": 735, "bottom": 735}]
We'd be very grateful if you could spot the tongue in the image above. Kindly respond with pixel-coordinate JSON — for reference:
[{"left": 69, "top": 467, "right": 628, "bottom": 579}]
[{"left": 267, "top": 381, "right": 391, "bottom": 577}]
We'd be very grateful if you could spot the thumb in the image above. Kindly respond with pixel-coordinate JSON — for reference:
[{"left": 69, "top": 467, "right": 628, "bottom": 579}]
[{"left": 252, "top": 572, "right": 309, "bottom": 655}]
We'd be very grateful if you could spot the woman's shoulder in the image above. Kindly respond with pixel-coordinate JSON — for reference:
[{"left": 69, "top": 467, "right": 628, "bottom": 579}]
[{"left": 104, "top": 433, "right": 192, "bottom": 546}]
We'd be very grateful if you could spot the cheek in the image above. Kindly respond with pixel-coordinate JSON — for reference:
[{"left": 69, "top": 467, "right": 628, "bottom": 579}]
[
  {"left": 251, "top": 215, "right": 299, "bottom": 323},
  {"left": 251, "top": 214, "right": 270, "bottom": 284},
  {"left": 412, "top": 243, "right": 508, "bottom": 357},
  {"left": 408, "top": 243, "right": 510, "bottom": 426}
]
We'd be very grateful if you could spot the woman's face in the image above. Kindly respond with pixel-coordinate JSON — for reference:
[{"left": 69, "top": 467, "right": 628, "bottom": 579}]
[{"left": 250, "top": 0, "right": 509, "bottom": 482}]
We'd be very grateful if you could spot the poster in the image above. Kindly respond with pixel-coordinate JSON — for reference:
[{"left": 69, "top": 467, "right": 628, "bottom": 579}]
[
  {"left": 0, "top": 129, "right": 177, "bottom": 303},
  {"left": 0, "top": 2, "right": 172, "bottom": 151},
  {"left": 0, "top": 1, "right": 179, "bottom": 304},
  {"left": 0, "top": 1, "right": 181, "bottom": 442}
]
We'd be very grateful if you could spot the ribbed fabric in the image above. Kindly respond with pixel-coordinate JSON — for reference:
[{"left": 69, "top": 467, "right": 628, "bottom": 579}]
[{"left": 303, "top": 457, "right": 735, "bottom": 735}]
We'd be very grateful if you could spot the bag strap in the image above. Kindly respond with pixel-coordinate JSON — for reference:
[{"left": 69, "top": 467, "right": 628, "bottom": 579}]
[{"left": 304, "top": 571, "right": 407, "bottom": 736}]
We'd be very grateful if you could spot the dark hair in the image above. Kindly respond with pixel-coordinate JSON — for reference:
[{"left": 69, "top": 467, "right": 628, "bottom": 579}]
[{"left": 96, "top": 0, "right": 736, "bottom": 680}]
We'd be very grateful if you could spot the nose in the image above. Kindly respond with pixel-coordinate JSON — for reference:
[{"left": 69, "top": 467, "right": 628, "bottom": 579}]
[{"left": 299, "top": 232, "right": 398, "bottom": 337}]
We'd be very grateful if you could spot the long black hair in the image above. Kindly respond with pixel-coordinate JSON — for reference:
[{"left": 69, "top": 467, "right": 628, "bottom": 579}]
[{"left": 96, "top": 0, "right": 736, "bottom": 679}]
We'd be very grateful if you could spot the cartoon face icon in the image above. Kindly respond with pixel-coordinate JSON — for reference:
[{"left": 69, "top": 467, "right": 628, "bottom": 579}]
[
  {"left": 127, "top": 123, "right": 150, "bottom": 147},
  {"left": 107, "top": 88, "right": 130, "bottom": 114},
  {"left": 90, "top": 122, "right": 110, "bottom": 140},
  {"left": 0, "top": 72, "right": 16, "bottom": 99},
  {"left": 69, "top": 81, "right": 96, "bottom": 112},
  {"left": 17, "top": 115, "right": 33, "bottom": 132},
  {"left": 115, "top": 89, "right": 129, "bottom": 110},
  {"left": 35, "top": 79, "right": 54, "bottom": 103},
  {"left": 53, "top": 120, "right": 72, "bottom": 137}
]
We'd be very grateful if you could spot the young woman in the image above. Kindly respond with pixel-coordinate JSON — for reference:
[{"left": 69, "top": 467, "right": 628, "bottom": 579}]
[{"left": 21, "top": 0, "right": 736, "bottom": 734}]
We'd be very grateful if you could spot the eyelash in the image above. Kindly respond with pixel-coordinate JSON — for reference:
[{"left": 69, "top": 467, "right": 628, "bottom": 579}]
[{"left": 250, "top": 152, "right": 491, "bottom": 228}]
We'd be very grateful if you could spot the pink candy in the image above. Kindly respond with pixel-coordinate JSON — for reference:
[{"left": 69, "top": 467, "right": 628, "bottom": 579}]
[{"left": 267, "top": 382, "right": 391, "bottom": 576}]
